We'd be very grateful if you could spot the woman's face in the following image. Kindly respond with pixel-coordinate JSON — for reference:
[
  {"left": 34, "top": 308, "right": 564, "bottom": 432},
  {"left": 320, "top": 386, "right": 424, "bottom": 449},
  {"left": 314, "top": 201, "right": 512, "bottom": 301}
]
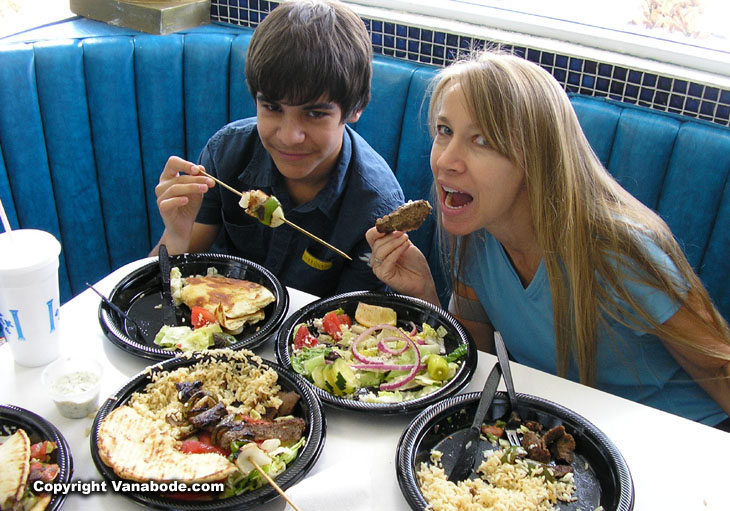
[{"left": 430, "top": 83, "right": 528, "bottom": 237}]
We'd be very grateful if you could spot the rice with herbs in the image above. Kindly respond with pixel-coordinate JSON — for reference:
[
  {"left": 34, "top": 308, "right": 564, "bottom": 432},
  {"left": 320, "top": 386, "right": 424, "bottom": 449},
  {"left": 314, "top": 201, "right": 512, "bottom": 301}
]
[
  {"left": 417, "top": 448, "right": 576, "bottom": 511},
  {"left": 128, "top": 348, "right": 282, "bottom": 438}
]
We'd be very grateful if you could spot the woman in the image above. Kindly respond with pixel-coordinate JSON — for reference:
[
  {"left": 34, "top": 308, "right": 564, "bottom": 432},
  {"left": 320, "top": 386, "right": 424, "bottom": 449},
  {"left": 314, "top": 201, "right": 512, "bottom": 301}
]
[{"left": 366, "top": 50, "right": 730, "bottom": 426}]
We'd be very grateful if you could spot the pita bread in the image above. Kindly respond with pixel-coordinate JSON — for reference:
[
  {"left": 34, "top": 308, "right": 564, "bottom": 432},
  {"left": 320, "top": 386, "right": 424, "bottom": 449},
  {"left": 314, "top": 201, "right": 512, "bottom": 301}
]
[
  {"left": 180, "top": 275, "right": 275, "bottom": 333},
  {"left": 97, "top": 406, "right": 237, "bottom": 483},
  {"left": 28, "top": 495, "right": 51, "bottom": 511},
  {"left": 0, "top": 429, "right": 31, "bottom": 508}
]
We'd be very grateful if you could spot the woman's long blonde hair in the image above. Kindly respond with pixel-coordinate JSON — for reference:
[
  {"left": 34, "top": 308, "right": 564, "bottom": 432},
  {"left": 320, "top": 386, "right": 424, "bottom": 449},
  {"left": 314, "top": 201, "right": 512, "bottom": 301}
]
[{"left": 429, "top": 50, "right": 730, "bottom": 386}]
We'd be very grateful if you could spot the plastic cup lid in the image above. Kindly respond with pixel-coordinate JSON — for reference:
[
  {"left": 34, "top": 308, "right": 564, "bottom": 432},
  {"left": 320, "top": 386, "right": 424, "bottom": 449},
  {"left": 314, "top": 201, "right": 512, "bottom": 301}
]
[{"left": 0, "top": 229, "right": 61, "bottom": 273}]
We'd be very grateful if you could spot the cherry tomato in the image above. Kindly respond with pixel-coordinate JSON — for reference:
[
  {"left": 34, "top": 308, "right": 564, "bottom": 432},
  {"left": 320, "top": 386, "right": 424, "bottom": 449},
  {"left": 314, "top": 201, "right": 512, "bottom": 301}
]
[
  {"left": 179, "top": 440, "right": 229, "bottom": 456},
  {"left": 294, "top": 324, "right": 318, "bottom": 349},
  {"left": 191, "top": 306, "right": 217, "bottom": 329}
]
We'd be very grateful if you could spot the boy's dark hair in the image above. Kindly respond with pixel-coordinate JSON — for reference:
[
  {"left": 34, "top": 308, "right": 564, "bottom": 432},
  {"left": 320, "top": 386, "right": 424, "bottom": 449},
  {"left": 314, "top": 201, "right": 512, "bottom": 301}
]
[{"left": 245, "top": 0, "right": 372, "bottom": 121}]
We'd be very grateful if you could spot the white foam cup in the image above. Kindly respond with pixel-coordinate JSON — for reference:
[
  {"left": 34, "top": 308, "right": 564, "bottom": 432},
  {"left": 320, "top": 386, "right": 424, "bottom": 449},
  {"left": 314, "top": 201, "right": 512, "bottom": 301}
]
[{"left": 0, "top": 229, "right": 62, "bottom": 367}]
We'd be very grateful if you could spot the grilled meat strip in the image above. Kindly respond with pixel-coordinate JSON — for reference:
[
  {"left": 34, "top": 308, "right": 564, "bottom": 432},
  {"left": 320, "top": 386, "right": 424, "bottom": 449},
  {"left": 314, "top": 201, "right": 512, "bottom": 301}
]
[
  {"left": 175, "top": 381, "right": 306, "bottom": 449},
  {"left": 375, "top": 200, "right": 432, "bottom": 234},
  {"left": 218, "top": 417, "right": 306, "bottom": 446}
]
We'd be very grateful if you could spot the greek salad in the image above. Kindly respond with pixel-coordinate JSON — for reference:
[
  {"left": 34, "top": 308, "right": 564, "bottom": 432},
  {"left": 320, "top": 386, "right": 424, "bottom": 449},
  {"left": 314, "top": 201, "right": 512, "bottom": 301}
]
[{"left": 290, "top": 302, "right": 467, "bottom": 403}]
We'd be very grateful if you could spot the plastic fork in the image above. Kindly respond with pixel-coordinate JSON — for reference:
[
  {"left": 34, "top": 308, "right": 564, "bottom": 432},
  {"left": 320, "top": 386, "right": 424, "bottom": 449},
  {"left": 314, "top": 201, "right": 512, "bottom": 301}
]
[{"left": 493, "top": 331, "right": 522, "bottom": 446}]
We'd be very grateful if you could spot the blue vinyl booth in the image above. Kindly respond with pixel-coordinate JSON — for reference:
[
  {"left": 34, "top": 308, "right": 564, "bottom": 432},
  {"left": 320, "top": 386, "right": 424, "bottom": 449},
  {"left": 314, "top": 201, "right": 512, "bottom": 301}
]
[{"left": 1, "top": 19, "right": 729, "bottom": 322}]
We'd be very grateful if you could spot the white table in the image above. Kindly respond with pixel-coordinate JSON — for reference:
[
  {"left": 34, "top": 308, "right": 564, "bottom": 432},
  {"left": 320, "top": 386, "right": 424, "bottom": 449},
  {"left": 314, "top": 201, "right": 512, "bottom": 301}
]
[{"left": 2, "top": 259, "right": 729, "bottom": 511}]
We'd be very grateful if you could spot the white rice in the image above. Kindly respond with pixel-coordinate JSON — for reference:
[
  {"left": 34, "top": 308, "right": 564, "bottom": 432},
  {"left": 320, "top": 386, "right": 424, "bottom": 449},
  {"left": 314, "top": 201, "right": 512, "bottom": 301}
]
[
  {"left": 128, "top": 349, "right": 282, "bottom": 438},
  {"left": 417, "top": 448, "right": 576, "bottom": 511}
]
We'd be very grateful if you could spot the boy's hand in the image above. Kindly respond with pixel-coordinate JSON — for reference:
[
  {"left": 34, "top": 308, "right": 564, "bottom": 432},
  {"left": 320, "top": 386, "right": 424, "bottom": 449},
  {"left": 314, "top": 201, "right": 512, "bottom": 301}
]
[
  {"left": 155, "top": 156, "right": 215, "bottom": 252},
  {"left": 365, "top": 227, "right": 440, "bottom": 306}
]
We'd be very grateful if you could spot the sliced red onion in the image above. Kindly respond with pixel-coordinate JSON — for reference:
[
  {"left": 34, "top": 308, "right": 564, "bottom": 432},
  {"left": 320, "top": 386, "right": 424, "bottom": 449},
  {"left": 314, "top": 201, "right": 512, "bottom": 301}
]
[
  {"left": 351, "top": 324, "right": 407, "bottom": 364},
  {"left": 351, "top": 362, "right": 424, "bottom": 371},
  {"left": 379, "top": 335, "right": 421, "bottom": 391},
  {"left": 377, "top": 336, "right": 409, "bottom": 355},
  {"left": 408, "top": 321, "right": 418, "bottom": 336},
  {"left": 350, "top": 324, "right": 425, "bottom": 390}
]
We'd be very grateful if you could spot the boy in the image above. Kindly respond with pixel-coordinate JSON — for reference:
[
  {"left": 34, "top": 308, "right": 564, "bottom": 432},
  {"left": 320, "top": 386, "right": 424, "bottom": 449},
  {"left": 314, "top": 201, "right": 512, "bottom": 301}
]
[{"left": 151, "top": 0, "right": 404, "bottom": 297}]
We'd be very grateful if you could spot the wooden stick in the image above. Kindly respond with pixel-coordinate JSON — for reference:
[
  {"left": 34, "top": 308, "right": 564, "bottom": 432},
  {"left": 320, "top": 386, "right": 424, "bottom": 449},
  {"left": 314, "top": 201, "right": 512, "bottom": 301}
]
[
  {"left": 250, "top": 458, "right": 300, "bottom": 511},
  {"left": 199, "top": 170, "right": 352, "bottom": 261}
]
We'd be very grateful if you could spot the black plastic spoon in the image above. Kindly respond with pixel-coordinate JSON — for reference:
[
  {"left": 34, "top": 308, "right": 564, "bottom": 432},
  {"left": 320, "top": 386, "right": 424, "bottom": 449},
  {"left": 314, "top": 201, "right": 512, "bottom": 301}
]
[{"left": 432, "top": 362, "right": 501, "bottom": 482}]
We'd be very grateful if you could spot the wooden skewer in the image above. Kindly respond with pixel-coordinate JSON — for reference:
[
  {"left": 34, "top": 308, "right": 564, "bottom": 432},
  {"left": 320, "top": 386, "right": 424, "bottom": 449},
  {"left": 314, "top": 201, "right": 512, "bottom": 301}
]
[
  {"left": 250, "top": 458, "right": 300, "bottom": 511},
  {"left": 199, "top": 170, "right": 352, "bottom": 261}
]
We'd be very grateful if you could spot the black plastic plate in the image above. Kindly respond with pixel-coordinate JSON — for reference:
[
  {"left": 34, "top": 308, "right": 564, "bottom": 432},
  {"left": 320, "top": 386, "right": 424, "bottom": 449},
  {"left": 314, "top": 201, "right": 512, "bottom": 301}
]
[
  {"left": 89, "top": 352, "right": 326, "bottom": 510},
  {"left": 0, "top": 405, "right": 74, "bottom": 511},
  {"left": 397, "top": 392, "right": 634, "bottom": 511},
  {"left": 275, "top": 291, "right": 478, "bottom": 415},
  {"left": 98, "top": 253, "right": 289, "bottom": 360}
]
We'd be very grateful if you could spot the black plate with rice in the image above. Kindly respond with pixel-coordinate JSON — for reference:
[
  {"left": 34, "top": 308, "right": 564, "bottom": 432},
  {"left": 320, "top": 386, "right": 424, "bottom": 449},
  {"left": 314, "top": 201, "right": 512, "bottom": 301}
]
[
  {"left": 397, "top": 392, "right": 634, "bottom": 511},
  {"left": 89, "top": 350, "right": 325, "bottom": 511}
]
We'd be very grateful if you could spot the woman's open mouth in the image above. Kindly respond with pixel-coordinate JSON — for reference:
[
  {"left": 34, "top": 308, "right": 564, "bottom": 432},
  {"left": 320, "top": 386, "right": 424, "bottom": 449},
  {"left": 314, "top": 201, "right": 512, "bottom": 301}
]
[{"left": 442, "top": 185, "right": 473, "bottom": 209}]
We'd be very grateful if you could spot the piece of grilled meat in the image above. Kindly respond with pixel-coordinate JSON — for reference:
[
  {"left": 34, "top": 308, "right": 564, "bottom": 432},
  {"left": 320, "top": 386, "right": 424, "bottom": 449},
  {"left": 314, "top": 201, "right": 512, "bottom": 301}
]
[{"left": 375, "top": 200, "right": 432, "bottom": 234}]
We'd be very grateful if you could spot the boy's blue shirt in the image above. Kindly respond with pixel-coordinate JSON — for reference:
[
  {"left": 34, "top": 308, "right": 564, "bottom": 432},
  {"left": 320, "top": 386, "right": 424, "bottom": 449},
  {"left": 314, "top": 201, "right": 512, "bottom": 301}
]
[{"left": 196, "top": 117, "right": 404, "bottom": 297}]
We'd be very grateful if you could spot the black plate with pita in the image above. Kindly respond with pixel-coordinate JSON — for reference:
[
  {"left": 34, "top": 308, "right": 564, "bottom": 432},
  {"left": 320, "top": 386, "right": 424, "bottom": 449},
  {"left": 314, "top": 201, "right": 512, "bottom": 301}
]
[
  {"left": 89, "top": 351, "right": 326, "bottom": 511},
  {"left": 98, "top": 253, "right": 288, "bottom": 360},
  {"left": 0, "top": 404, "right": 74, "bottom": 511}
]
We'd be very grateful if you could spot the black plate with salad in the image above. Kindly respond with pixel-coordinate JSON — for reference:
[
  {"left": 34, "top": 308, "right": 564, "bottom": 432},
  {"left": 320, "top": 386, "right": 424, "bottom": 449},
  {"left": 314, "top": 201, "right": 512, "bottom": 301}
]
[
  {"left": 89, "top": 350, "right": 325, "bottom": 511},
  {"left": 396, "top": 392, "right": 634, "bottom": 511},
  {"left": 274, "top": 291, "right": 478, "bottom": 414},
  {"left": 98, "top": 253, "right": 289, "bottom": 361},
  {"left": 0, "top": 405, "right": 74, "bottom": 511}
]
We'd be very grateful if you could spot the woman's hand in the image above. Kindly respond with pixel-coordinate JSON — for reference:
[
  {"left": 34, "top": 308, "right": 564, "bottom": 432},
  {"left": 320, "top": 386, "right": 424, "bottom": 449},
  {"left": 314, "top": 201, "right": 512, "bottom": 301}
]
[
  {"left": 153, "top": 156, "right": 215, "bottom": 254},
  {"left": 365, "top": 227, "right": 440, "bottom": 305}
]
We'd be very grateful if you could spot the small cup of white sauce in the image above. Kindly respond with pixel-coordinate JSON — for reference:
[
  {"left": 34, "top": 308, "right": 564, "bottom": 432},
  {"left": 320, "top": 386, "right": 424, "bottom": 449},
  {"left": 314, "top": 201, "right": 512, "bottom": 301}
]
[{"left": 41, "top": 357, "right": 103, "bottom": 419}]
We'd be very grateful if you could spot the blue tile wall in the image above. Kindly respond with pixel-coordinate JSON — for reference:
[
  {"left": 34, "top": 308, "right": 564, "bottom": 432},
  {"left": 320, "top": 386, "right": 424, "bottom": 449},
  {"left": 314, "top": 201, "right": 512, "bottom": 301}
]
[{"left": 210, "top": 0, "right": 730, "bottom": 127}]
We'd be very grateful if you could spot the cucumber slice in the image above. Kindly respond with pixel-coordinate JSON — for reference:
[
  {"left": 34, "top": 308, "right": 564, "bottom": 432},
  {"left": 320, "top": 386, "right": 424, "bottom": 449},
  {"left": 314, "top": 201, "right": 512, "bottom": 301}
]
[
  {"left": 303, "top": 354, "right": 326, "bottom": 375},
  {"left": 311, "top": 365, "right": 328, "bottom": 390},
  {"left": 330, "top": 358, "right": 359, "bottom": 395}
]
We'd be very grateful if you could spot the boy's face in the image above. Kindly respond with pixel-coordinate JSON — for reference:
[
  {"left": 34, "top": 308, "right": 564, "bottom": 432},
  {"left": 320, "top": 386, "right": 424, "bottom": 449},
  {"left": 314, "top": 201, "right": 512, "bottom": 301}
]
[{"left": 256, "top": 93, "right": 361, "bottom": 186}]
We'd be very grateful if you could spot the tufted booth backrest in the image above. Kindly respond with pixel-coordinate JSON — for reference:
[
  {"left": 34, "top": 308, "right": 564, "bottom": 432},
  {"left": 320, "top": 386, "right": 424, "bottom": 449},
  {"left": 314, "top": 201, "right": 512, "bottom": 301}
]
[
  {"left": 571, "top": 96, "right": 730, "bottom": 319},
  {"left": 1, "top": 20, "right": 729, "bottom": 322}
]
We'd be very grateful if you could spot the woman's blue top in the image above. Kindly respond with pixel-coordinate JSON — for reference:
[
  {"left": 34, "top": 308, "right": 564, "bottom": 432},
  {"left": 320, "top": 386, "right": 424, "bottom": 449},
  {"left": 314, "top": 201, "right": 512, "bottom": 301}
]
[{"left": 461, "top": 230, "right": 726, "bottom": 425}]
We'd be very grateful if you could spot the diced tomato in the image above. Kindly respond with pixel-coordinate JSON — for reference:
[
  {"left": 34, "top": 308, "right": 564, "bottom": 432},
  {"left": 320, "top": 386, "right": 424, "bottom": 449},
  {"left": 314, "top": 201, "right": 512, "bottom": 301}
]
[
  {"left": 39, "top": 464, "right": 60, "bottom": 483},
  {"left": 30, "top": 441, "right": 55, "bottom": 461},
  {"left": 339, "top": 313, "right": 352, "bottom": 328},
  {"left": 29, "top": 462, "right": 60, "bottom": 483},
  {"left": 293, "top": 324, "right": 318, "bottom": 349},
  {"left": 191, "top": 306, "right": 217, "bottom": 329},
  {"left": 322, "top": 311, "right": 351, "bottom": 340},
  {"left": 238, "top": 415, "right": 268, "bottom": 424},
  {"left": 179, "top": 440, "right": 229, "bottom": 456}
]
